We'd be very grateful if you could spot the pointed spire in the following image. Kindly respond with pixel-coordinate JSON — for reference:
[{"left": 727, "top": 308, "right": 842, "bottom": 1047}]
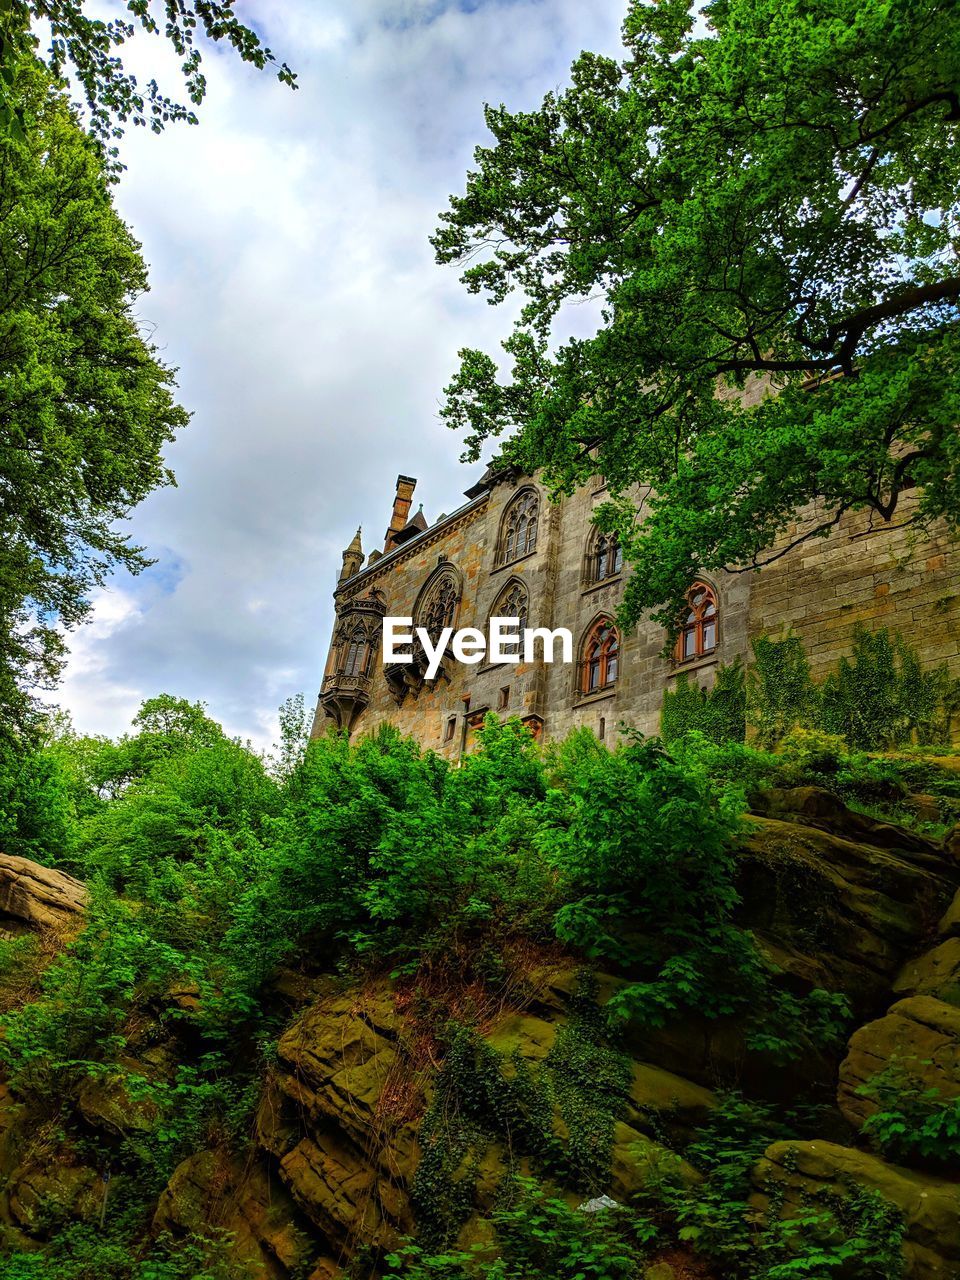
[{"left": 339, "top": 526, "right": 364, "bottom": 582}]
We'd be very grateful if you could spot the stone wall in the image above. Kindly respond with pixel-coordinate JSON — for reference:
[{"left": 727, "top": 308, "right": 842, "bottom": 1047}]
[
  {"left": 312, "top": 470, "right": 753, "bottom": 753},
  {"left": 746, "top": 493, "right": 960, "bottom": 685}
]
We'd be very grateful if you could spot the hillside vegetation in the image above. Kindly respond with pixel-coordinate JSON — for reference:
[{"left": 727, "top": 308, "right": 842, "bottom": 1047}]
[{"left": 0, "top": 644, "right": 958, "bottom": 1279}]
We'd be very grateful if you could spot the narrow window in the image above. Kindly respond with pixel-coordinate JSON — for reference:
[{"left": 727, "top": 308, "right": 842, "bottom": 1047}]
[
  {"left": 593, "top": 531, "right": 623, "bottom": 582},
  {"left": 497, "top": 686, "right": 510, "bottom": 711},
  {"left": 580, "top": 619, "right": 620, "bottom": 694},
  {"left": 598, "top": 716, "right": 606, "bottom": 740},
  {"left": 675, "top": 582, "right": 719, "bottom": 663},
  {"left": 497, "top": 490, "right": 540, "bottom": 567},
  {"left": 342, "top": 626, "right": 369, "bottom": 677},
  {"left": 444, "top": 716, "right": 457, "bottom": 742}
]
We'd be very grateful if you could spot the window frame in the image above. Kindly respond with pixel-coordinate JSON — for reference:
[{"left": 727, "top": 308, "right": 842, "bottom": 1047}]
[
  {"left": 674, "top": 581, "right": 719, "bottom": 664},
  {"left": 578, "top": 617, "right": 621, "bottom": 696},
  {"left": 496, "top": 488, "right": 540, "bottom": 568}
]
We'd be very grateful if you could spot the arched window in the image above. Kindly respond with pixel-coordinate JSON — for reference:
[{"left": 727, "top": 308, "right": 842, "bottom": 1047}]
[
  {"left": 489, "top": 579, "right": 529, "bottom": 660},
  {"left": 418, "top": 573, "right": 459, "bottom": 642},
  {"left": 675, "top": 581, "right": 718, "bottom": 662},
  {"left": 588, "top": 529, "right": 622, "bottom": 583},
  {"left": 340, "top": 623, "right": 371, "bottom": 677},
  {"left": 580, "top": 618, "right": 620, "bottom": 694},
  {"left": 497, "top": 489, "right": 539, "bottom": 566},
  {"left": 491, "top": 580, "right": 529, "bottom": 631}
]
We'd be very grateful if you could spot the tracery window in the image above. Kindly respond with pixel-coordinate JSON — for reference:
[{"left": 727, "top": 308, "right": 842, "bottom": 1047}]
[
  {"left": 341, "top": 624, "right": 371, "bottom": 677},
  {"left": 492, "top": 580, "right": 529, "bottom": 631},
  {"left": 675, "top": 581, "right": 718, "bottom": 662},
  {"left": 489, "top": 579, "right": 529, "bottom": 660},
  {"left": 580, "top": 618, "right": 620, "bottom": 695},
  {"left": 419, "top": 574, "right": 459, "bottom": 641},
  {"left": 590, "top": 530, "right": 622, "bottom": 583},
  {"left": 497, "top": 489, "right": 539, "bottom": 566}
]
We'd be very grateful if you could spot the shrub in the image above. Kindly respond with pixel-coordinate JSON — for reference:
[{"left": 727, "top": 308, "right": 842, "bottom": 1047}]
[
  {"left": 542, "top": 737, "right": 848, "bottom": 1054},
  {"left": 387, "top": 1177, "right": 655, "bottom": 1280},
  {"left": 858, "top": 1063, "right": 960, "bottom": 1167}
]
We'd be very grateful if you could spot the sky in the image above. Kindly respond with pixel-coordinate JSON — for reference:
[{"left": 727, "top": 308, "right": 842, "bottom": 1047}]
[{"left": 45, "top": 0, "right": 627, "bottom": 750}]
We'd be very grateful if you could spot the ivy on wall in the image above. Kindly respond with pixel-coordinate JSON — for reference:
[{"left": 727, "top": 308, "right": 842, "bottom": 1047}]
[{"left": 662, "top": 627, "right": 960, "bottom": 752}]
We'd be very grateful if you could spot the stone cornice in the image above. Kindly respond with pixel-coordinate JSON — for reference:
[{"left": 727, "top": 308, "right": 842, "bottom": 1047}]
[{"left": 335, "top": 492, "right": 490, "bottom": 602}]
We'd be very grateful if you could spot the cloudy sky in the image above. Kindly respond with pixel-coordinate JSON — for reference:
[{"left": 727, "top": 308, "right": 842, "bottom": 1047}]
[{"left": 48, "top": 0, "right": 626, "bottom": 749}]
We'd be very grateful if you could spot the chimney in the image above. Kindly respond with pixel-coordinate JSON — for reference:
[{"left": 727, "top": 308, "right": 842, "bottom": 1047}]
[{"left": 384, "top": 474, "right": 417, "bottom": 552}]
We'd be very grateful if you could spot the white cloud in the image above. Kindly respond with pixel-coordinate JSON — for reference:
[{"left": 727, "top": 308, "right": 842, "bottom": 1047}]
[{"left": 48, "top": 0, "right": 627, "bottom": 750}]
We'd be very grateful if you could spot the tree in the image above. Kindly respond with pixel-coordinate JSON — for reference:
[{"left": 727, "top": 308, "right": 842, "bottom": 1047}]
[
  {"left": 0, "top": 1, "right": 294, "bottom": 142},
  {"left": 0, "top": 54, "right": 189, "bottom": 734},
  {"left": 434, "top": 0, "right": 960, "bottom": 634}
]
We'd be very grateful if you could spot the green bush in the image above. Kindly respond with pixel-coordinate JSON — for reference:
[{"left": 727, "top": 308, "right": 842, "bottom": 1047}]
[
  {"left": 387, "top": 1177, "right": 655, "bottom": 1280},
  {"left": 542, "top": 737, "right": 849, "bottom": 1055},
  {"left": 858, "top": 1063, "right": 960, "bottom": 1167}
]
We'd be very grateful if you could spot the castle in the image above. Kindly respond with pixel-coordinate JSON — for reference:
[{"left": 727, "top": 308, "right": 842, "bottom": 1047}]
[{"left": 311, "top": 465, "right": 960, "bottom": 755}]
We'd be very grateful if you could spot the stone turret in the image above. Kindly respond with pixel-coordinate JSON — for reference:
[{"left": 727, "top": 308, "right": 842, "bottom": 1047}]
[{"left": 339, "top": 527, "right": 363, "bottom": 582}]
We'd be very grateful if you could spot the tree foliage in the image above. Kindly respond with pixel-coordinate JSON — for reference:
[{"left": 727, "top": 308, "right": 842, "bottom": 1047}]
[
  {"left": 0, "top": 55, "right": 189, "bottom": 734},
  {"left": 434, "top": 0, "right": 960, "bottom": 631},
  {"left": 0, "top": 1, "right": 294, "bottom": 142}
]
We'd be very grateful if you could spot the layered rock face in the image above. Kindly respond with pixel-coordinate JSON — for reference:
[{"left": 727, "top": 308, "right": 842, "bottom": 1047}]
[
  {"left": 0, "top": 854, "right": 87, "bottom": 935},
  {"left": 1, "top": 785, "right": 959, "bottom": 1278}
]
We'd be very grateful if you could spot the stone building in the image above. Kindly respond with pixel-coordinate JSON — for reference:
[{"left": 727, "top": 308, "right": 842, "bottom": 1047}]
[{"left": 311, "top": 467, "right": 960, "bottom": 756}]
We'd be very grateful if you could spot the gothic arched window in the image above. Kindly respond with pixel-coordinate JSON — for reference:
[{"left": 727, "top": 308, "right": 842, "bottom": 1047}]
[
  {"left": 588, "top": 529, "right": 622, "bottom": 583},
  {"left": 491, "top": 580, "right": 529, "bottom": 631},
  {"left": 340, "top": 623, "right": 371, "bottom": 677},
  {"left": 417, "top": 571, "right": 459, "bottom": 642},
  {"left": 580, "top": 618, "right": 620, "bottom": 694},
  {"left": 497, "top": 489, "right": 539, "bottom": 567},
  {"left": 675, "top": 581, "right": 718, "bottom": 662},
  {"left": 489, "top": 579, "right": 529, "bottom": 660}
]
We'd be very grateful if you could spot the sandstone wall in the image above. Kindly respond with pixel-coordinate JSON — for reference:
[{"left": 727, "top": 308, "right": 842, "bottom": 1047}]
[
  {"left": 313, "top": 472, "right": 960, "bottom": 751},
  {"left": 746, "top": 493, "right": 960, "bottom": 685}
]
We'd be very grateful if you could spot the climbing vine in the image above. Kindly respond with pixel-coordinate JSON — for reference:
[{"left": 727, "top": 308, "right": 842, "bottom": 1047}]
[{"left": 410, "top": 974, "right": 631, "bottom": 1249}]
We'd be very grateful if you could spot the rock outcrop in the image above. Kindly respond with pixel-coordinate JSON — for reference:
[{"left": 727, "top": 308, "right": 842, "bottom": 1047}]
[
  {"left": 154, "top": 1149, "right": 320, "bottom": 1279},
  {"left": 751, "top": 1140, "right": 960, "bottom": 1280},
  {"left": 838, "top": 996, "right": 960, "bottom": 1132},
  {"left": 3, "top": 802, "right": 960, "bottom": 1277},
  {"left": 0, "top": 854, "right": 87, "bottom": 934}
]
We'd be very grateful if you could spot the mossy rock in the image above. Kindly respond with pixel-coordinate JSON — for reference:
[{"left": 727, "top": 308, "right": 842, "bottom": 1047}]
[
  {"left": 893, "top": 938, "right": 960, "bottom": 1007},
  {"left": 751, "top": 1139, "right": 960, "bottom": 1280},
  {"left": 838, "top": 996, "right": 960, "bottom": 1131}
]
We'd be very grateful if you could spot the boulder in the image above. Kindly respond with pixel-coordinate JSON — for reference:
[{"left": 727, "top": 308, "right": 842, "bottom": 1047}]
[
  {"left": 0, "top": 855, "right": 87, "bottom": 933},
  {"left": 154, "top": 1149, "right": 316, "bottom": 1279},
  {"left": 625, "top": 1062, "right": 716, "bottom": 1139},
  {"left": 751, "top": 1139, "right": 960, "bottom": 1280},
  {"left": 749, "top": 788, "right": 947, "bottom": 859},
  {"left": 2, "top": 1157, "right": 101, "bottom": 1237},
  {"left": 609, "top": 1126, "right": 699, "bottom": 1200},
  {"left": 265, "top": 984, "right": 418, "bottom": 1250},
  {"left": 893, "top": 938, "right": 960, "bottom": 1007},
  {"left": 838, "top": 996, "right": 960, "bottom": 1131},
  {"left": 738, "top": 817, "right": 956, "bottom": 1010},
  {"left": 77, "top": 1045, "right": 174, "bottom": 1135}
]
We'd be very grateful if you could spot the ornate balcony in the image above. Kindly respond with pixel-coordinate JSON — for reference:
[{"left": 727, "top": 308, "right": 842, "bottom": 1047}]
[{"left": 319, "top": 670, "right": 372, "bottom": 734}]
